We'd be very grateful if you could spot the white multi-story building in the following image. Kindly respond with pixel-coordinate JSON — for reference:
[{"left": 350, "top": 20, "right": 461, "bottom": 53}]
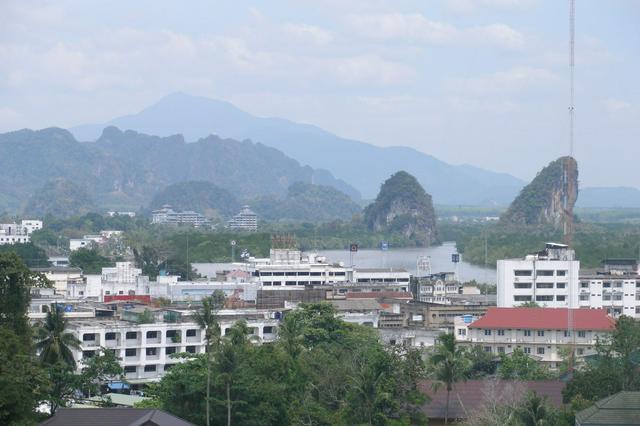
[
  {"left": 497, "top": 242, "right": 579, "bottom": 308},
  {"left": 228, "top": 205, "right": 258, "bottom": 231},
  {"left": 578, "top": 273, "right": 640, "bottom": 319},
  {"left": 67, "top": 309, "right": 279, "bottom": 383},
  {"left": 244, "top": 249, "right": 410, "bottom": 289},
  {"left": 455, "top": 307, "right": 615, "bottom": 369},
  {"left": 151, "top": 206, "right": 210, "bottom": 227},
  {"left": 0, "top": 219, "right": 42, "bottom": 245},
  {"left": 31, "top": 266, "right": 84, "bottom": 295}
]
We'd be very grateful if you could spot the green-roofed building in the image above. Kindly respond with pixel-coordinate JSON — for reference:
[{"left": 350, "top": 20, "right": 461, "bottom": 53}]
[{"left": 575, "top": 391, "right": 640, "bottom": 425}]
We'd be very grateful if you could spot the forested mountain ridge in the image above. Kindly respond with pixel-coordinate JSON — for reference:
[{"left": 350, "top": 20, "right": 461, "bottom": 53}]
[
  {"left": 251, "top": 182, "right": 362, "bottom": 222},
  {"left": 500, "top": 156, "right": 578, "bottom": 227},
  {"left": 70, "top": 92, "right": 525, "bottom": 204},
  {"left": 0, "top": 126, "right": 358, "bottom": 214},
  {"left": 364, "top": 171, "right": 437, "bottom": 245}
]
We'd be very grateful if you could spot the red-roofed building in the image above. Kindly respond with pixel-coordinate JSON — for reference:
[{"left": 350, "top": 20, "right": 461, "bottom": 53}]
[{"left": 455, "top": 307, "right": 615, "bottom": 369}]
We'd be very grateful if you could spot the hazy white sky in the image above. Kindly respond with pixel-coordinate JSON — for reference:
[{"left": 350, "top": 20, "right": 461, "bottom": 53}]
[{"left": 1, "top": 0, "right": 639, "bottom": 187}]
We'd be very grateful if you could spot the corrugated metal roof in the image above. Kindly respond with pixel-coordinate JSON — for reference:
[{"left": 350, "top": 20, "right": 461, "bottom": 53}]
[
  {"left": 575, "top": 391, "right": 640, "bottom": 425},
  {"left": 38, "top": 408, "right": 195, "bottom": 426}
]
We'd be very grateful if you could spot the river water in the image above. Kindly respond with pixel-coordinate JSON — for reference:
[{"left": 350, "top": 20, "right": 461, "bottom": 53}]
[{"left": 317, "top": 241, "right": 496, "bottom": 284}]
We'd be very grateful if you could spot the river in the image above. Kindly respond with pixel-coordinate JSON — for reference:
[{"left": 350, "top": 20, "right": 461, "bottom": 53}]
[{"left": 316, "top": 241, "right": 495, "bottom": 284}]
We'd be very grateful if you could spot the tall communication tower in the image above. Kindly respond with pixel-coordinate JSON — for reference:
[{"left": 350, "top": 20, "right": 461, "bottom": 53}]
[{"left": 565, "top": 0, "right": 577, "bottom": 374}]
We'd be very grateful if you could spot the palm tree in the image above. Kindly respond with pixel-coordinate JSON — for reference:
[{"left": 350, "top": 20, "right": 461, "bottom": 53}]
[
  {"left": 35, "top": 306, "right": 81, "bottom": 369},
  {"left": 219, "top": 320, "right": 253, "bottom": 426},
  {"left": 428, "top": 332, "right": 469, "bottom": 425},
  {"left": 193, "top": 296, "right": 222, "bottom": 426}
]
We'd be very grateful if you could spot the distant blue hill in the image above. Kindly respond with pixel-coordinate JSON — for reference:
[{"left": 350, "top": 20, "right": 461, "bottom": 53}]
[
  {"left": 577, "top": 187, "right": 640, "bottom": 208},
  {"left": 71, "top": 92, "right": 525, "bottom": 205}
]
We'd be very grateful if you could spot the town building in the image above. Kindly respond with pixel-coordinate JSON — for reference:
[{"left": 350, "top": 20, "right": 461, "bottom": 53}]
[
  {"left": 575, "top": 391, "right": 640, "bottom": 426},
  {"left": 228, "top": 205, "right": 258, "bottom": 231},
  {"left": 39, "top": 408, "right": 195, "bottom": 426},
  {"left": 151, "top": 205, "right": 210, "bottom": 227},
  {"left": 497, "top": 242, "right": 579, "bottom": 308},
  {"left": 0, "top": 219, "right": 42, "bottom": 245},
  {"left": 31, "top": 266, "right": 84, "bottom": 295},
  {"left": 455, "top": 307, "right": 615, "bottom": 369},
  {"left": 67, "top": 308, "right": 279, "bottom": 383}
]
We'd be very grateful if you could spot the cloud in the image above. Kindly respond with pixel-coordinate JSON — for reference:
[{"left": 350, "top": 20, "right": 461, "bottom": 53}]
[
  {"left": 282, "top": 23, "right": 333, "bottom": 45},
  {"left": 603, "top": 98, "right": 632, "bottom": 113},
  {"left": 346, "top": 13, "right": 524, "bottom": 50},
  {"left": 447, "top": 66, "right": 557, "bottom": 94},
  {"left": 446, "top": 0, "right": 538, "bottom": 14}
]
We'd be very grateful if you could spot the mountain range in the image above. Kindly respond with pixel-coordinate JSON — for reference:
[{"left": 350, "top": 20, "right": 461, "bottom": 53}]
[
  {"left": 71, "top": 92, "right": 525, "bottom": 205},
  {"left": 0, "top": 127, "right": 355, "bottom": 213}
]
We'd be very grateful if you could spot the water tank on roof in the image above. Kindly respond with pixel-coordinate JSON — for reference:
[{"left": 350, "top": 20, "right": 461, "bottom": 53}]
[{"left": 462, "top": 314, "right": 473, "bottom": 324}]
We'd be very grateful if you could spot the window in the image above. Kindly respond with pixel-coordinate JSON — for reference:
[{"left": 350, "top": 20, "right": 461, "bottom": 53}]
[
  {"left": 514, "top": 283, "right": 532, "bottom": 289},
  {"left": 144, "top": 365, "right": 156, "bottom": 372},
  {"left": 579, "top": 294, "right": 589, "bottom": 301},
  {"left": 484, "top": 329, "right": 492, "bottom": 336},
  {"left": 484, "top": 346, "right": 492, "bottom": 353},
  {"left": 613, "top": 294, "right": 623, "bottom": 301},
  {"left": 577, "top": 348, "right": 584, "bottom": 355},
  {"left": 524, "top": 347, "right": 531, "bottom": 354},
  {"left": 603, "top": 294, "right": 612, "bottom": 301},
  {"left": 497, "top": 347, "right": 505, "bottom": 354},
  {"left": 186, "top": 346, "right": 196, "bottom": 353},
  {"left": 556, "top": 283, "right": 566, "bottom": 289},
  {"left": 537, "top": 270, "right": 553, "bottom": 276},
  {"left": 514, "top": 295, "right": 532, "bottom": 302},
  {"left": 285, "top": 281, "right": 297, "bottom": 286},
  {"left": 186, "top": 329, "right": 197, "bottom": 337},
  {"left": 146, "top": 348, "right": 157, "bottom": 356},
  {"left": 537, "top": 347, "right": 545, "bottom": 355},
  {"left": 603, "top": 282, "right": 611, "bottom": 288},
  {"left": 458, "top": 328, "right": 467, "bottom": 336},
  {"left": 166, "top": 347, "right": 177, "bottom": 355},
  {"left": 536, "top": 283, "right": 554, "bottom": 289},
  {"left": 125, "top": 348, "right": 136, "bottom": 357},
  {"left": 537, "top": 330, "right": 545, "bottom": 337},
  {"left": 497, "top": 330, "right": 505, "bottom": 336},
  {"left": 557, "top": 270, "right": 567, "bottom": 276},
  {"left": 146, "top": 331, "right": 158, "bottom": 339},
  {"left": 166, "top": 330, "right": 179, "bottom": 338},
  {"left": 614, "top": 281, "right": 623, "bottom": 288},
  {"left": 536, "top": 295, "right": 554, "bottom": 302},
  {"left": 82, "top": 333, "right": 96, "bottom": 341},
  {"left": 124, "top": 366, "right": 136, "bottom": 373},
  {"left": 83, "top": 350, "right": 95, "bottom": 359},
  {"left": 514, "top": 270, "right": 532, "bottom": 276},
  {"left": 524, "top": 330, "right": 532, "bottom": 337},
  {"left": 556, "top": 295, "right": 566, "bottom": 302},
  {"left": 564, "top": 331, "right": 571, "bottom": 337},
  {"left": 126, "top": 331, "right": 137, "bottom": 339},
  {"left": 578, "top": 331, "right": 586, "bottom": 338},
  {"left": 580, "top": 281, "right": 589, "bottom": 288},
  {"left": 105, "top": 332, "right": 116, "bottom": 340},
  {"left": 263, "top": 326, "right": 274, "bottom": 334}
]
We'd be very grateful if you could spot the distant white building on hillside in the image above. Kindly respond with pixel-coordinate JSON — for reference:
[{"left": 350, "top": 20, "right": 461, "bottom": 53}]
[
  {"left": 0, "top": 219, "right": 43, "bottom": 245},
  {"left": 228, "top": 205, "right": 258, "bottom": 231},
  {"left": 151, "top": 205, "right": 210, "bottom": 227},
  {"left": 497, "top": 242, "right": 579, "bottom": 308}
]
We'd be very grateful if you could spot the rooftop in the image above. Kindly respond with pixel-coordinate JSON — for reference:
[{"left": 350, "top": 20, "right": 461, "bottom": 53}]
[
  {"left": 469, "top": 307, "right": 616, "bottom": 331},
  {"left": 39, "top": 408, "right": 195, "bottom": 426},
  {"left": 575, "top": 391, "right": 640, "bottom": 425},
  {"left": 346, "top": 291, "right": 413, "bottom": 300}
]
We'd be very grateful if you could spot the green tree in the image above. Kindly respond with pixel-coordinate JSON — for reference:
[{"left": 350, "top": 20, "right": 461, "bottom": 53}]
[
  {"left": 35, "top": 307, "right": 81, "bottom": 369},
  {"left": 0, "top": 253, "right": 49, "bottom": 425},
  {"left": 69, "top": 248, "right": 113, "bottom": 274},
  {"left": 611, "top": 315, "right": 640, "bottom": 390},
  {"left": 192, "top": 295, "right": 223, "bottom": 426},
  {"left": 497, "top": 348, "right": 553, "bottom": 380},
  {"left": 0, "top": 242, "right": 50, "bottom": 268},
  {"left": 467, "top": 345, "right": 497, "bottom": 378},
  {"left": 428, "top": 332, "right": 470, "bottom": 425},
  {"left": 80, "top": 347, "right": 124, "bottom": 399}
]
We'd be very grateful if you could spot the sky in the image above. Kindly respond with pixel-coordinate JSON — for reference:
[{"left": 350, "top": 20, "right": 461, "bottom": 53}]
[{"left": 1, "top": 0, "right": 639, "bottom": 187}]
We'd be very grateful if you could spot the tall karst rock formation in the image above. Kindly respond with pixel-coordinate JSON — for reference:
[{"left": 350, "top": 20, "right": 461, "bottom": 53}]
[
  {"left": 501, "top": 156, "right": 578, "bottom": 227},
  {"left": 364, "top": 171, "right": 437, "bottom": 245}
]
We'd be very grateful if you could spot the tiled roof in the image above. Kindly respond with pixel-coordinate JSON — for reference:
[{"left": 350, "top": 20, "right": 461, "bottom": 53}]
[
  {"left": 419, "top": 379, "right": 565, "bottom": 420},
  {"left": 469, "top": 307, "right": 615, "bottom": 331},
  {"left": 575, "top": 391, "right": 640, "bottom": 425},
  {"left": 39, "top": 408, "right": 195, "bottom": 426}
]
